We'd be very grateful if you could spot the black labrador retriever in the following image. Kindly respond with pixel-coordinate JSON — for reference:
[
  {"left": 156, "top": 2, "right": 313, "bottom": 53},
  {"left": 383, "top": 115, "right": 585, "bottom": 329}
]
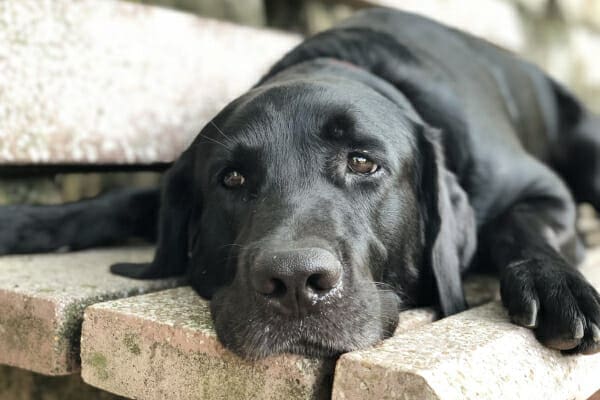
[{"left": 3, "top": 8, "right": 600, "bottom": 359}]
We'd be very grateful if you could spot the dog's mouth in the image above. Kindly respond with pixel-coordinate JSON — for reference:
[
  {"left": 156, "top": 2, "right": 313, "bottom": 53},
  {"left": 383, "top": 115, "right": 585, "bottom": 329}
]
[
  {"left": 279, "top": 336, "right": 352, "bottom": 359},
  {"left": 214, "top": 316, "right": 372, "bottom": 360},
  {"left": 210, "top": 286, "right": 401, "bottom": 360}
]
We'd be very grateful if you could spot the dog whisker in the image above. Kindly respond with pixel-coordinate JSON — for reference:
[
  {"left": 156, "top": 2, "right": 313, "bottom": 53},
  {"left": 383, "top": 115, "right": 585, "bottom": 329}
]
[
  {"left": 209, "top": 120, "right": 233, "bottom": 141},
  {"left": 197, "top": 131, "right": 232, "bottom": 151}
]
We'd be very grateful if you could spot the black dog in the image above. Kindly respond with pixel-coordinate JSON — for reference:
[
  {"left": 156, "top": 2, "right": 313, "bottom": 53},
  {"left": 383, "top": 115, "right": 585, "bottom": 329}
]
[{"left": 2, "top": 8, "right": 600, "bottom": 359}]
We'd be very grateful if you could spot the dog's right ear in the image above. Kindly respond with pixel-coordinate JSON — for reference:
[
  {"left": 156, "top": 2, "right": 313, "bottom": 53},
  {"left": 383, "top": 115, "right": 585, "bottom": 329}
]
[
  {"left": 416, "top": 125, "right": 476, "bottom": 316},
  {"left": 111, "top": 148, "right": 196, "bottom": 279}
]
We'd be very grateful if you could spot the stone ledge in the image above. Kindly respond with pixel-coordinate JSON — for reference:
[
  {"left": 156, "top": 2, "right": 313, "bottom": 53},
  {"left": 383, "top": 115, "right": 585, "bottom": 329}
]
[
  {"left": 332, "top": 248, "right": 600, "bottom": 400},
  {"left": 80, "top": 287, "right": 335, "bottom": 400},
  {"left": 0, "top": 247, "right": 182, "bottom": 375},
  {"left": 79, "top": 275, "right": 498, "bottom": 399},
  {"left": 0, "top": 0, "right": 300, "bottom": 165}
]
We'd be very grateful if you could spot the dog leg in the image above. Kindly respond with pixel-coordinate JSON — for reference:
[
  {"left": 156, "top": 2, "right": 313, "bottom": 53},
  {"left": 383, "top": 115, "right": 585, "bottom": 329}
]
[
  {"left": 557, "top": 113, "right": 600, "bottom": 211},
  {"left": 0, "top": 187, "right": 159, "bottom": 254},
  {"left": 482, "top": 194, "right": 600, "bottom": 354}
]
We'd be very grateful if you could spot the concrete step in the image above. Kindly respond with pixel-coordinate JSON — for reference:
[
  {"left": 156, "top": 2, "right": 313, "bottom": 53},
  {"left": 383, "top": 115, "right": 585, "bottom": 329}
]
[
  {"left": 80, "top": 287, "right": 335, "bottom": 400},
  {"left": 0, "top": 247, "right": 182, "bottom": 375},
  {"left": 332, "top": 248, "right": 600, "bottom": 400},
  {"left": 0, "top": 0, "right": 300, "bottom": 165},
  {"left": 79, "top": 276, "right": 498, "bottom": 399}
]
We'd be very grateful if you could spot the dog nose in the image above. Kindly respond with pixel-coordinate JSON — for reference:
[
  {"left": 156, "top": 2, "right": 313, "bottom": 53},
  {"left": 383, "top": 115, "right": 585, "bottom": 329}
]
[{"left": 251, "top": 248, "right": 342, "bottom": 314}]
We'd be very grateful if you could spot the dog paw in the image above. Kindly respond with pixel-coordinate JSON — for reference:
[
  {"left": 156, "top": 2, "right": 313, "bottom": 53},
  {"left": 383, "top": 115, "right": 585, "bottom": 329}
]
[
  {"left": 501, "top": 258, "right": 600, "bottom": 354},
  {"left": 0, "top": 207, "right": 52, "bottom": 255}
]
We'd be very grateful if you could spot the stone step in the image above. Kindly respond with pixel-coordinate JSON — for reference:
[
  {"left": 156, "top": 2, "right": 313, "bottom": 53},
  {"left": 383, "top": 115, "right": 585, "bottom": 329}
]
[
  {"left": 79, "top": 276, "right": 498, "bottom": 399},
  {"left": 80, "top": 287, "right": 335, "bottom": 400},
  {"left": 0, "top": 247, "right": 182, "bottom": 375},
  {"left": 0, "top": 0, "right": 300, "bottom": 165},
  {"left": 332, "top": 248, "right": 600, "bottom": 400}
]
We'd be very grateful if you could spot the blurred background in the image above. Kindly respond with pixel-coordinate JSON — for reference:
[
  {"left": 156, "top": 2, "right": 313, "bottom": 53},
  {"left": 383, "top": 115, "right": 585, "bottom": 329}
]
[
  {"left": 1, "top": 0, "right": 599, "bottom": 213},
  {"left": 132, "top": 0, "right": 600, "bottom": 106}
]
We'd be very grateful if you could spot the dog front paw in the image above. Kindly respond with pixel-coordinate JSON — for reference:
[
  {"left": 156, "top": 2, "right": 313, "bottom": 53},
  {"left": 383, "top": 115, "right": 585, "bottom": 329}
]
[{"left": 501, "top": 258, "right": 600, "bottom": 354}]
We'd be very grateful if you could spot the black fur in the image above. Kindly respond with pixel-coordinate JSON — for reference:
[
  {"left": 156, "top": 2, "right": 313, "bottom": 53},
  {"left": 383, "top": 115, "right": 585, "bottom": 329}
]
[{"left": 3, "top": 8, "right": 600, "bottom": 358}]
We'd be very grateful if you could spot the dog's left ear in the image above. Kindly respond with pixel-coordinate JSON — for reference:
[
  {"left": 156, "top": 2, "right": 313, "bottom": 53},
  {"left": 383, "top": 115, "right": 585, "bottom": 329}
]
[
  {"left": 416, "top": 125, "right": 477, "bottom": 316},
  {"left": 110, "top": 148, "right": 196, "bottom": 279}
]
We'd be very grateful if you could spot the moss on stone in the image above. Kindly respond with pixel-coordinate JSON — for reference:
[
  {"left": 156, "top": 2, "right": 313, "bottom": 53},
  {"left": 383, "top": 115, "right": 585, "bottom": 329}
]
[
  {"left": 123, "top": 333, "right": 141, "bottom": 355},
  {"left": 187, "top": 311, "right": 214, "bottom": 331},
  {"left": 88, "top": 352, "right": 109, "bottom": 381},
  {"left": 56, "top": 301, "right": 88, "bottom": 366}
]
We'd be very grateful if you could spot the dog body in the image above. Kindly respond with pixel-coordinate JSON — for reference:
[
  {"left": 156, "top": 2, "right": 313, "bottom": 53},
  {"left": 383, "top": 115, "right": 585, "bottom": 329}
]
[{"left": 3, "top": 8, "right": 600, "bottom": 358}]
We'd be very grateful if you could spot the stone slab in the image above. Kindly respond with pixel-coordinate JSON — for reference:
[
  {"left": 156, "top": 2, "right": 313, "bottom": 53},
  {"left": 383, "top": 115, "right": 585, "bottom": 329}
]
[
  {"left": 0, "top": 247, "right": 182, "bottom": 375},
  {"left": 0, "top": 0, "right": 300, "bottom": 165},
  {"left": 80, "top": 287, "right": 335, "bottom": 400},
  {"left": 332, "top": 248, "right": 600, "bottom": 400},
  {"left": 80, "top": 275, "right": 498, "bottom": 399}
]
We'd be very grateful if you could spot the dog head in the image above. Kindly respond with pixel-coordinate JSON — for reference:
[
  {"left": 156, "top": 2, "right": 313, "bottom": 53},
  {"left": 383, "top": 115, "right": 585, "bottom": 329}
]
[{"left": 122, "top": 62, "right": 476, "bottom": 359}]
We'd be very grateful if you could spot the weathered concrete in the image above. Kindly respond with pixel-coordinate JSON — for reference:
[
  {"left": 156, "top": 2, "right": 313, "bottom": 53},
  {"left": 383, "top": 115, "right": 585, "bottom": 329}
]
[
  {"left": 394, "top": 274, "right": 500, "bottom": 336},
  {"left": 81, "top": 287, "right": 336, "bottom": 400},
  {"left": 0, "top": 0, "right": 300, "bottom": 165},
  {"left": 332, "top": 249, "right": 600, "bottom": 400},
  {"left": 0, "top": 365, "right": 124, "bottom": 400},
  {"left": 0, "top": 247, "right": 182, "bottom": 375},
  {"left": 79, "top": 275, "right": 499, "bottom": 399}
]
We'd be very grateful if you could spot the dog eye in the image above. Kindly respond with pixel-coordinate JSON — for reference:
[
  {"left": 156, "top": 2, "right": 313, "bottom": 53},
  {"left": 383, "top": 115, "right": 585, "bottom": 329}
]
[
  {"left": 347, "top": 153, "right": 379, "bottom": 175},
  {"left": 222, "top": 170, "right": 245, "bottom": 188}
]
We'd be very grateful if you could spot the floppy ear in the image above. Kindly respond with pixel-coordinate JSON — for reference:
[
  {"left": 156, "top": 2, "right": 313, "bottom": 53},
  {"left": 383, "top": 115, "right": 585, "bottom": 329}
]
[
  {"left": 111, "top": 149, "right": 196, "bottom": 279},
  {"left": 417, "top": 126, "right": 476, "bottom": 316}
]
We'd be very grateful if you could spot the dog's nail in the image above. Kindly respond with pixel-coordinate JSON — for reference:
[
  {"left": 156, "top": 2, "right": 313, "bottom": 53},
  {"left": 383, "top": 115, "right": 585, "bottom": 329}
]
[
  {"left": 545, "top": 336, "right": 581, "bottom": 351},
  {"left": 592, "top": 324, "right": 600, "bottom": 343},
  {"left": 574, "top": 319, "right": 585, "bottom": 340},
  {"left": 512, "top": 300, "right": 538, "bottom": 328},
  {"left": 526, "top": 300, "right": 539, "bottom": 328}
]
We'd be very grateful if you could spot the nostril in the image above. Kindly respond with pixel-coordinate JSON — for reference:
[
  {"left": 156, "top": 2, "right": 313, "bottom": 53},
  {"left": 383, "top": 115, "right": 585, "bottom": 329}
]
[
  {"left": 252, "top": 248, "right": 343, "bottom": 305},
  {"left": 307, "top": 271, "right": 341, "bottom": 292},
  {"left": 257, "top": 278, "right": 287, "bottom": 297}
]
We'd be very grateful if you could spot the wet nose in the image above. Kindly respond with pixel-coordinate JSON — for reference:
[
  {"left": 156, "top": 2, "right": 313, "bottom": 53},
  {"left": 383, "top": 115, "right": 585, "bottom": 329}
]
[{"left": 251, "top": 248, "right": 343, "bottom": 315}]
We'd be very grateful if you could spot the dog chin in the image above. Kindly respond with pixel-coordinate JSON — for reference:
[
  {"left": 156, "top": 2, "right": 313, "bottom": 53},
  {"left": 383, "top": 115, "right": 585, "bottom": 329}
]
[
  {"left": 211, "top": 310, "right": 398, "bottom": 360},
  {"left": 210, "top": 285, "right": 402, "bottom": 360},
  {"left": 218, "top": 327, "right": 380, "bottom": 361}
]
